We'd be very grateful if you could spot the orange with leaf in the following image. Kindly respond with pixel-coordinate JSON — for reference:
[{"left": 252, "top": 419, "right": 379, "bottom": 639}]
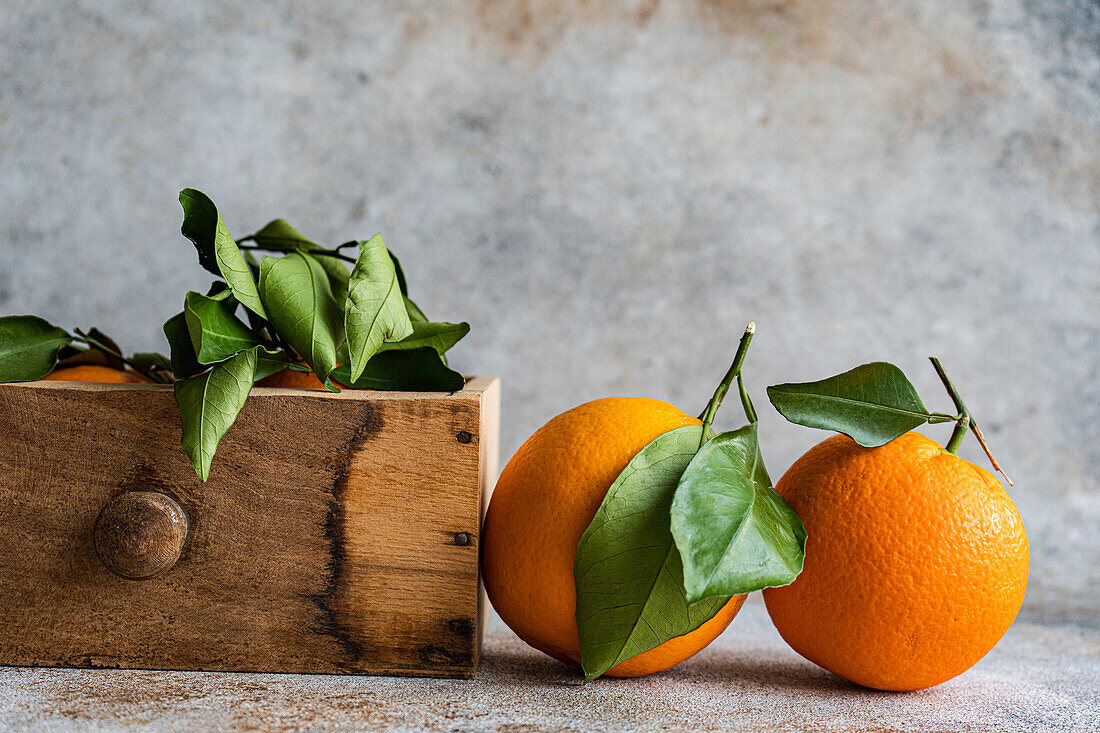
[
  {"left": 484, "top": 325, "right": 808, "bottom": 680},
  {"left": 763, "top": 359, "right": 1027, "bottom": 691}
]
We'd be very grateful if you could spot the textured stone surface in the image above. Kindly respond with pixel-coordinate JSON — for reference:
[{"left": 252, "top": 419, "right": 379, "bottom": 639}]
[
  {"left": 0, "top": 1, "right": 1097, "bottom": 728},
  {"left": 1, "top": 601, "right": 1098, "bottom": 732}
]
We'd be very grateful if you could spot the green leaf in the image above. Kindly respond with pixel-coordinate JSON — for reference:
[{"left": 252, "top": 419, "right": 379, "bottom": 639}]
[
  {"left": 163, "top": 312, "right": 201, "bottom": 380},
  {"left": 0, "top": 315, "right": 72, "bottom": 382},
  {"left": 206, "top": 281, "right": 232, "bottom": 300},
  {"left": 258, "top": 252, "right": 343, "bottom": 385},
  {"left": 84, "top": 328, "right": 122, "bottom": 356},
  {"left": 254, "top": 353, "right": 293, "bottom": 382},
  {"left": 183, "top": 291, "right": 263, "bottom": 365},
  {"left": 382, "top": 321, "right": 469, "bottom": 356},
  {"left": 344, "top": 235, "right": 413, "bottom": 381},
  {"left": 130, "top": 352, "right": 173, "bottom": 382},
  {"left": 250, "top": 219, "right": 317, "bottom": 252},
  {"left": 248, "top": 220, "right": 350, "bottom": 300},
  {"left": 330, "top": 347, "right": 465, "bottom": 391},
  {"left": 766, "top": 362, "right": 931, "bottom": 447},
  {"left": 179, "top": 188, "right": 267, "bottom": 319},
  {"left": 174, "top": 346, "right": 262, "bottom": 481},
  {"left": 74, "top": 327, "right": 126, "bottom": 370},
  {"left": 389, "top": 251, "right": 409, "bottom": 296},
  {"left": 575, "top": 425, "right": 730, "bottom": 681},
  {"left": 670, "top": 423, "right": 806, "bottom": 603},
  {"left": 405, "top": 296, "right": 429, "bottom": 324},
  {"left": 388, "top": 252, "right": 430, "bottom": 323},
  {"left": 312, "top": 254, "right": 351, "bottom": 303}
]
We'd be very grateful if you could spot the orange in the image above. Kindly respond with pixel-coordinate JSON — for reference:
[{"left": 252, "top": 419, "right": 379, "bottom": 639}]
[
  {"left": 43, "top": 365, "right": 152, "bottom": 383},
  {"left": 481, "top": 397, "right": 747, "bottom": 677},
  {"left": 256, "top": 368, "right": 328, "bottom": 389},
  {"left": 762, "top": 432, "right": 1028, "bottom": 691},
  {"left": 255, "top": 368, "right": 355, "bottom": 390}
]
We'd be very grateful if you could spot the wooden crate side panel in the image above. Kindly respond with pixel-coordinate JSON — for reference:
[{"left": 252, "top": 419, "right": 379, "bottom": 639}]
[
  {"left": 474, "top": 378, "right": 501, "bottom": 661},
  {"left": 0, "top": 383, "right": 484, "bottom": 677}
]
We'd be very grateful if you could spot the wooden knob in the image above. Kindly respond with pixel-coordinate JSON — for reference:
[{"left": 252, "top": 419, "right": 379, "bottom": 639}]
[{"left": 94, "top": 491, "right": 188, "bottom": 580}]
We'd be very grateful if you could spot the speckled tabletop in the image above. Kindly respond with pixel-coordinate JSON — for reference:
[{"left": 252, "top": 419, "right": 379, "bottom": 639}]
[{"left": 2, "top": 598, "right": 1097, "bottom": 732}]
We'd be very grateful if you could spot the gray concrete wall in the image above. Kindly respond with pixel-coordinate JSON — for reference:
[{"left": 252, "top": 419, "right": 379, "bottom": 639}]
[{"left": 1, "top": 1, "right": 1097, "bottom": 623}]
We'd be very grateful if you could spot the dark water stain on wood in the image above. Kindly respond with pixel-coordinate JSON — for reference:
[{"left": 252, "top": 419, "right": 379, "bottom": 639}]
[{"left": 309, "top": 404, "right": 383, "bottom": 665}]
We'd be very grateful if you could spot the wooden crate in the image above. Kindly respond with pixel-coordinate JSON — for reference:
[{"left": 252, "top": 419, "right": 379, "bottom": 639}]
[{"left": 0, "top": 377, "right": 499, "bottom": 678}]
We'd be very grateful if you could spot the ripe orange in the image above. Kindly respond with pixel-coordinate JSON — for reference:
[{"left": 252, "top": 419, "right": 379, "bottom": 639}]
[
  {"left": 481, "top": 397, "right": 747, "bottom": 677},
  {"left": 43, "top": 365, "right": 152, "bottom": 383},
  {"left": 256, "top": 368, "right": 328, "bottom": 389},
  {"left": 762, "top": 432, "right": 1028, "bottom": 691}
]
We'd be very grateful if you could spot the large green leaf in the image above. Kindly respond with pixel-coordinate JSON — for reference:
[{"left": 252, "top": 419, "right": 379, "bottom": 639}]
[
  {"left": 382, "top": 321, "right": 469, "bottom": 356},
  {"left": 575, "top": 425, "right": 730, "bottom": 681},
  {"left": 184, "top": 291, "right": 263, "bottom": 365},
  {"left": 767, "top": 362, "right": 931, "bottom": 447},
  {"left": 179, "top": 189, "right": 267, "bottom": 319},
  {"left": 174, "top": 346, "right": 262, "bottom": 481},
  {"left": 344, "top": 235, "right": 413, "bottom": 381},
  {"left": 670, "top": 423, "right": 806, "bottom": 603},
  {"left": 330, "top": 347, "right": 465, "bottom": 392},
  {"left": 0, "top": 315, "right": 72, "bottom": 382},
  {"left": 258, "top": 253, "right": 343, "bottom": 386},
  {"left": 163, "top": 312, "right": 201, "bottom": 379}
]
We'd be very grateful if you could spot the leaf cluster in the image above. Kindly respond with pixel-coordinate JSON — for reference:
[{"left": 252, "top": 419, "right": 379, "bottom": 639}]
[
  {"left": 575, "top": 344, "right": 1005, "bottom": 680},
  {"left": 575, "top": 325, "right": 806, "bottom": 680},
  {"left": 0, "top": 317, "right": 171, "bottom": 384},
  {"left": 165, "top": 189, "right": 469, "bottom": 481}
]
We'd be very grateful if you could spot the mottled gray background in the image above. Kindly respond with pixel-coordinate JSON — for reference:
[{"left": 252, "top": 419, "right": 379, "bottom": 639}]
[{"left": 1, "top": 2, "right": 1098, "bottom": 726}]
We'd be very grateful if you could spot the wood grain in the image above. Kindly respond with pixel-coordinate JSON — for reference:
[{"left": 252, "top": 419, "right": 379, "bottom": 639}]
[{"left": 0, "top": 377, "right": 499, "bottom": 678}]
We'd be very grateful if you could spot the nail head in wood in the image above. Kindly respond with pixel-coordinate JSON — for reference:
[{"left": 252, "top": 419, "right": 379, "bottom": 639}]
[
  {"left": 94, "top": 491, "right": 188, "bottom": 580},
  {"left": 456, "top": 431, "right": 473, "bottom": 444},
  {"left": 453, "top": 532, "right": 471, "bottom": 546}
]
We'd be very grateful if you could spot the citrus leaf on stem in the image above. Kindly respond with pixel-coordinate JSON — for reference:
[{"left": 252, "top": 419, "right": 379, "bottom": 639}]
[
  {"left": 249, "top": 219, "right": 318, "bottom": 252},
  {"left": 184, "top": 291, "right": 264, "bottom": 365},
  {"left": 129, "top": 352, "right": 173, "bottom": 382},
  {"left": 70, "top": 327, "right": 127, "bottom": 371},
  {"left": 246, "top": 221, "right": 351, "bottom": 300},
  {"left": 382, "top": 321, "right": 469, "bottom": 356},
  {"left": 163, "top": 312, "right": 201, "bottom": 380},
  {"left": 767, "top": 362, "right": 933, "bottom": 447},
  {"left": 84, "top": 328, "right": 120, "bottom": 353},
  {"left": 345, "top": 235, "right": 413, "bottom": 381},
  {"left": 330, "top": 347, "right": 465, "bottom": 391},
  {"left": 174, "top": 346, "right": 266, "bottom": 481},
  {"left": 0, "top": 315, "right": 72, "bottom": 382},
  {"left": 575, "top": 424, "right": 729, "bottom": 682},
  {"left": 670, "top": 423, "right": 806, "bottom": 603},
  {"left": 310, "top": 253, "right": 351, "bottom": 304},
  {"left": 258, "top": 252, "right": 344, "bottom": 387},
  {"left": 254, "top": 351, "right": 294, "bottom": 382},
  {"left": 179, "top": 188, "right": 267, "bottom": 319}
]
